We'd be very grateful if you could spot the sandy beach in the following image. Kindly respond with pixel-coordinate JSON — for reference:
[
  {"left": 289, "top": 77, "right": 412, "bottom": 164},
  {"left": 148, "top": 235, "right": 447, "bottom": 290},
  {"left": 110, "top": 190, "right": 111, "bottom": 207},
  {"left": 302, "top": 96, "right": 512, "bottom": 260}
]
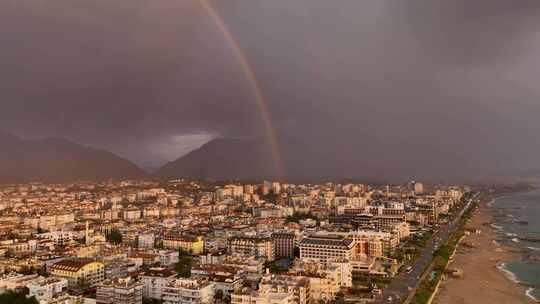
[{"left": 434, "top": 201, "right": 534, "bottom": 304}]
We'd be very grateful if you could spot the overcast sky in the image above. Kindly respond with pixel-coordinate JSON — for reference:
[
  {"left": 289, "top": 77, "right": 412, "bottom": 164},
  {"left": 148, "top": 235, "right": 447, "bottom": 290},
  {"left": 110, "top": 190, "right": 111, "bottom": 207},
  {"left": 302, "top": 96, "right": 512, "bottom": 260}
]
[{"left": 2, "top": 0, "right": 540, "bottom": 176}]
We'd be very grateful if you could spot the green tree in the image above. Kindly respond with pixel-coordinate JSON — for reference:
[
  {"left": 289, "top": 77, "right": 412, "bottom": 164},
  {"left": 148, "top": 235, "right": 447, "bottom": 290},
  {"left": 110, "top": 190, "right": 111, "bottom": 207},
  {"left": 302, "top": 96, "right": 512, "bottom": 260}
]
[
  {"left": 0, "top": 290, "right": 38, "bottom": 304},
  {"left": 143, "top": 298, "right": 162, "bottom": 304},
  {"left": 175, "top": 250, "right": 193, "bottom": 278},
  {"left": 106, "top": 229, "right": 123, "bottom": 245}
]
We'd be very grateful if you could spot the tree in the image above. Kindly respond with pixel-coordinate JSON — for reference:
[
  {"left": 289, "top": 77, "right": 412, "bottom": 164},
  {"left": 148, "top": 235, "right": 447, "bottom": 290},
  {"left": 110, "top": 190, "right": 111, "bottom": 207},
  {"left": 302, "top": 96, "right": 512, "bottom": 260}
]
[
  {"left": 0, "top": 290, "right": 38, "bottom": 304},
  {"left": 214, "top": 290, "right": 224, "bottom": 301},
  {"left": 331, "top": 291, "right": 345, "bottom": 304},
  {"left": 175, "top": 251, "right": 193, "bottom": 278},
  {"left": 143, "top": 298, "right": 162, "bottom": 304},
  {"left": 178, "top": 248, "right": 190, "bottom": 257},
  {"left": 77, "top": 277, "right": 90, "bottom": 292},
  {"left": 106, "top": 229, "right": 123, "bottom": 245}
]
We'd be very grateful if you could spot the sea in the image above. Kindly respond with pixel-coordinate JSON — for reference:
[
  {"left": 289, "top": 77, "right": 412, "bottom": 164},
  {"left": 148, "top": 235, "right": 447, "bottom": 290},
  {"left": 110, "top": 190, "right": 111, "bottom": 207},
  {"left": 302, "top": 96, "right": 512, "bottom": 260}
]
[{"left": 491, "top": 190, "right": 540, "bottom": 302}]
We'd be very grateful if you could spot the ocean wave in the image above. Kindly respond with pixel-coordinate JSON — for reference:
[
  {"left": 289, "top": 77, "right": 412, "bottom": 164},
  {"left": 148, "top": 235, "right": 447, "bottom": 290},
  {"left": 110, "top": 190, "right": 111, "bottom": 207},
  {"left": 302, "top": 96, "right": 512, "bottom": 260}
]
[
  {"left": 497, "top": 262, "right": 521, "bottom": 284},
  {"left": 491, "top": 223, "right": 503, "bottom": 230},
  {"left": 512, "top": 238, "right": 520, "bottom": 243},
  {"left": 525, "top": 287, "right": 539, "bottom": 302},
  {"left": 506, "top": 233, "right": 518, "bottom": 237},
  {"left": 527, "top": 246, "right": 540, "bottom": 252}
]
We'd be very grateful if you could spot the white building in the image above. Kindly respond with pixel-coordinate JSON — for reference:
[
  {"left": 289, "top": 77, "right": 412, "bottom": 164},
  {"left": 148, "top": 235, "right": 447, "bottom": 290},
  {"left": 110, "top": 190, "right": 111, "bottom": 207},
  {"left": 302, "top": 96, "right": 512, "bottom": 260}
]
[
  {"left": 232, "top": 289, "right": 294, "bottom": 304},
  {"left": 162, "top": 278, "right": 214, "bottom": 304},
  {"left": 37, "top": 231, "right": 76, "bottom": 246},
  {"left": 139, "top": 268, "right": 177, "bottom": 300},
  {"left": 96, "top": 277, "right": 143, "bottom": 304},
  {"left": 27, "top": 277, "right": 68, "bottom": 302},
  {"left": 156, "top": 250, "right": 179, "bottom": 267}
]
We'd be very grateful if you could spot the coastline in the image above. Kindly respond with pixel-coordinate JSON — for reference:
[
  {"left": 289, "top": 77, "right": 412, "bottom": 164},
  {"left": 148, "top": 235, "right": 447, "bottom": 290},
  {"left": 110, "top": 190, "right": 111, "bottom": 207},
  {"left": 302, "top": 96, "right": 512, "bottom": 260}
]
[{"left": 433, "top": 197, "right": 535, "bottom": 304}]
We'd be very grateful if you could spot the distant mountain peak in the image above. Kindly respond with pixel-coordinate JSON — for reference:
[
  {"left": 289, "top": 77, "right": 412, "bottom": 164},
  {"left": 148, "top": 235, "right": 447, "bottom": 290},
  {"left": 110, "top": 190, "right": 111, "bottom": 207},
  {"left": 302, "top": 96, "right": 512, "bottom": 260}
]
[{"left": 0, "top": 134, "right": 147, "bottom": 183}]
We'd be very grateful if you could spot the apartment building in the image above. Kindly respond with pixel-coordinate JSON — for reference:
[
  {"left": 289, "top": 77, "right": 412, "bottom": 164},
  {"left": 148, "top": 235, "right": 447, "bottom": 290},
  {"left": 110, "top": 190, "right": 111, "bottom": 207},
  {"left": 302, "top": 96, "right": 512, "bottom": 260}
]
[
  {"left": 231, "top": 288, "right": 294, "bottom": 304},
  {"left": 299, "top": 235, "right": 356, "bottom": 264},
  {"left": 271, "top": 232, "right": 295, "bottom": 259},
  {"left": 50, "top": 259, "right": 105, "bottom": 287},
  {"left": 96, "top": 277, "right": 143, "bottom": 304},
  {"left": 162, "top": 278, "right": 214, "bottom": 304},
  {"left": 228, "top": 237, "right": 275, "bottom": 261},
  {"left": 162, "top": 235, "right": 204, "bottom": 255},
  {"left": 139, "top": 267, "right": 176, "bottom": 300},
  {"left": 27, "top": 277, "right": 68, "bottom": 302}
]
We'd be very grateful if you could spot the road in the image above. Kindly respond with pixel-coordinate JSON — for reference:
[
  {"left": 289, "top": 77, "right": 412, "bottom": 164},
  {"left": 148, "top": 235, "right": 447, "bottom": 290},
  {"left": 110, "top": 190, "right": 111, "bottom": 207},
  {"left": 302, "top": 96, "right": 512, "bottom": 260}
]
[{"left": 377, "top": 192, "right": 479, "bottom": 304}]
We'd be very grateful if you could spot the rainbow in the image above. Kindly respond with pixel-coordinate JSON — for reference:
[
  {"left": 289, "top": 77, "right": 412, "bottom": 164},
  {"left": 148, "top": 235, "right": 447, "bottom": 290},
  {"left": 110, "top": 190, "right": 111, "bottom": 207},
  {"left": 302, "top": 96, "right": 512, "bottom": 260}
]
[{"left": 199, "top": 0, "right": 285, "bottom": 180}]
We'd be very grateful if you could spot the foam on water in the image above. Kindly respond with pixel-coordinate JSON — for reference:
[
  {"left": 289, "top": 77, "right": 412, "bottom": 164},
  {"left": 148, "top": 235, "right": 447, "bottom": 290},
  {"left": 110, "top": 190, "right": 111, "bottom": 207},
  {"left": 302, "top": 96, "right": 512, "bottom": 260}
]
[
  {"left": 492, "top": 191, "right": 540, "bottom": 302},
  {"left": 497, "top": 262, "right": 520, "bottom": 284},
  {"left": 526, "top": 287, "right": 539, "bottom": 302},
  {"left": 491, "top": 223, "right": 503, "bottom": 230}
]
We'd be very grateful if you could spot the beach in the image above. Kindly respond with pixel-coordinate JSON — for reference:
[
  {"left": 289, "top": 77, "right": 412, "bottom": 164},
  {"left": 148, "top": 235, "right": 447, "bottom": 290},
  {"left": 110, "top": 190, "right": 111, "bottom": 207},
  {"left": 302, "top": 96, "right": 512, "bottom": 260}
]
[{"left": 434, "top": 200, "right": 535, "bottom": 304}]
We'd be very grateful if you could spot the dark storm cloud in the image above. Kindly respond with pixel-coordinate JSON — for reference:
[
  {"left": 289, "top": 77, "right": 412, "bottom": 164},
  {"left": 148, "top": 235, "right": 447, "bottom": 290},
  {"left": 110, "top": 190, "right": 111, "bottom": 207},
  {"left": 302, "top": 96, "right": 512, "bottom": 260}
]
[
  {"left": 2, "top": 0, "right": 540, "bottom": 178},
  {"left": 1, "top": 0, "right": 266, "bottom": 165},
  {"left": 393, "top": 0, "right": 540, "bottom": 65}
]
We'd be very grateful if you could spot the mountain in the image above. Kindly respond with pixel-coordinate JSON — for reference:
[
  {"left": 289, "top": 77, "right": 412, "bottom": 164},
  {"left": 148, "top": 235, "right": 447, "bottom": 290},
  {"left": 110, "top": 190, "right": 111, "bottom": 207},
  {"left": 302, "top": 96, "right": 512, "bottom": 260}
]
[
  {"left": 156, "top": 137, "right": 367, "bottom": 182},
  {"left": 0, "top": 131, "right": 146, "bottom": 183},
  {"left": 157, "top": 138, "right": 281, "bottom": 181},
  {"left": 157, "top": 136, "right": 495, "bottom": 183}
]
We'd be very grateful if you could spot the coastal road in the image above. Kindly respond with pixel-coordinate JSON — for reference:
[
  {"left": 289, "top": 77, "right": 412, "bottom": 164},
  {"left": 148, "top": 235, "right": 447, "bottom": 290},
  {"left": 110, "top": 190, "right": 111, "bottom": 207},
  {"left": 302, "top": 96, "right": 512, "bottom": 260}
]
[{"left": 377, "top": 192, "right": 478, "bottom": 303}]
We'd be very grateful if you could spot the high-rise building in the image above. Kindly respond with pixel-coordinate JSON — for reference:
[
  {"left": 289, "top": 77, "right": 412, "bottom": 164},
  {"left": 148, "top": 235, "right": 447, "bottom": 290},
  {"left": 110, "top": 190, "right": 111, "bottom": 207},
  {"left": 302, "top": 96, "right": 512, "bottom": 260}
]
[{"left": 271, "top": 232, "right": 295, "bottom": 258}]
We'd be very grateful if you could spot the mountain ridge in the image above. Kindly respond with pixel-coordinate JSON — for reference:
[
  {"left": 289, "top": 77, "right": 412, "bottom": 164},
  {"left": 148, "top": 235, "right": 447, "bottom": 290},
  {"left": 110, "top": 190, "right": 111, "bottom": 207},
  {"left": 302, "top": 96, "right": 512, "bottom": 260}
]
[{"left": 0, "top": 131, "right": 147, "bottom": 183}]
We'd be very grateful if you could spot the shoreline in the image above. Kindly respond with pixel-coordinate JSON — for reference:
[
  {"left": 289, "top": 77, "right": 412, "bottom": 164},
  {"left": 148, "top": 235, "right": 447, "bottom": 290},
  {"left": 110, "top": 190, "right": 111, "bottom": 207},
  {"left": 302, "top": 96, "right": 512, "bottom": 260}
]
[{"left": 433, "top": 197, "right": 535, "bottom": 304}]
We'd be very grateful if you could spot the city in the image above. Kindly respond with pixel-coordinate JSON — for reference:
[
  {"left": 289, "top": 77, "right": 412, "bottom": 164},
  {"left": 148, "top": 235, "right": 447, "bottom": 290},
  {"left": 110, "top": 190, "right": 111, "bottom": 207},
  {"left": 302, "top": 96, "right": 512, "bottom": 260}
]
[
  {"left": 2, "top": 1, "right": 540, "bottom": 303},
  {"left": 0, "top": 180, "right": 478, "bottom": 304}
]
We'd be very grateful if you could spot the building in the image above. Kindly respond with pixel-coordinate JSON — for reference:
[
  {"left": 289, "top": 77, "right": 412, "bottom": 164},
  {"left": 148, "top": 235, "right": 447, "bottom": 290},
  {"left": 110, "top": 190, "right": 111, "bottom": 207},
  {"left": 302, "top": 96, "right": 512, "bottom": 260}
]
[
  {"left": 156, "top": 250, "right": 180, "bottom": 266},
  {"left": 190, "top": 264, "right": 245, "bottom": 297},
  {"left": 414, "top": 182, "right": 424, "bottom": 195},
  {"left": 96, "top": 277, "right": 143, "bottom": 304},
  {"left": 123, "top": 208, "right": 141, "bottom": 222},
  {"left": 27, "top": 277, "right": 68, "bottom": 302},
  {"left": 37, "top": 230, "right": 75, "bottom": 246},
  {"left": 50, "top": 259, "right": 105, "bottom": 287},
  {"left": 289, "top": 259, "right": 352, "bottom": 302},
  {"left": 104, "top": 260, "right": 130, "bottom": 280},
  {"left": 162, "top": 278, "right": 214, "bottom": 304},
  {"left": 299, "top": 235, "right": 356, "bottom": 264},
  {"left": 228, "top": 236, "right": 275, "bottom": 261},
  {"left": 138, "top": 233, "right": 155, "bottom": 249},
  {"left": 232, "top": 288, "right": 294, "bottom": 304},
  {"left": 139, "top": 268, "right": 177, "bottom": 300},
  {"left": 258, "top": 274, "right": 309, "bottom": 304},
  {"left": 162, "top": 235, "right": 204, "bottom": 255},
  {"left": 271, "top": 232, "right": 295, "bottom": 259}
]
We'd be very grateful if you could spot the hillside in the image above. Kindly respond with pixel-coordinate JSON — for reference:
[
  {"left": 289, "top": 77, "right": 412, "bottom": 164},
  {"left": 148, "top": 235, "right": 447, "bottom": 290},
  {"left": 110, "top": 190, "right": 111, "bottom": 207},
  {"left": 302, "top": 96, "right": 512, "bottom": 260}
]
[{"left": 0, "top": 131, "right": 146, "bottom": 183}]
